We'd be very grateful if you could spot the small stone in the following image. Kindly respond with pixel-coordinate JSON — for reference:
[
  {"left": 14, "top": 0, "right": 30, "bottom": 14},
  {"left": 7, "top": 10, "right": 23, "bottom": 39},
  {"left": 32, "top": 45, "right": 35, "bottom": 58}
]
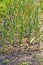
[{"left": 0, "top": 30, "right": 2, "bottom": 34}]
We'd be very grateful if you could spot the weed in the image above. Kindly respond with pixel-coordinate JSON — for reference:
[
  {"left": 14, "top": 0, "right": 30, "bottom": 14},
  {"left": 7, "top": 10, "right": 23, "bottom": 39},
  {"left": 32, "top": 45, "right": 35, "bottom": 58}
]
[{"left": 40, "top": 0, "right": 43, "bottom": 12}]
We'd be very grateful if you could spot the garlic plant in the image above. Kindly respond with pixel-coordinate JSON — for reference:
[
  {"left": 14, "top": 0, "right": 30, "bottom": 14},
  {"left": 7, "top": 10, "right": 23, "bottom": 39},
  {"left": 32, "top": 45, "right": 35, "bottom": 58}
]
[
  {"left": 33, "top": 5, "right": 43, "bottom": 45},
  {"left": 18, "top": 22, "right": 24, "bottom": 44}
]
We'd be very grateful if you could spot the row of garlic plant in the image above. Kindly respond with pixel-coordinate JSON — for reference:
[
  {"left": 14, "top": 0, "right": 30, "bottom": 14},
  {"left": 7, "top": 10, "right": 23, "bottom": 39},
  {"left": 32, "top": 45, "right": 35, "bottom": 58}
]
[{"left": 0, "top": 0, "right": 43, "bottom": 46}]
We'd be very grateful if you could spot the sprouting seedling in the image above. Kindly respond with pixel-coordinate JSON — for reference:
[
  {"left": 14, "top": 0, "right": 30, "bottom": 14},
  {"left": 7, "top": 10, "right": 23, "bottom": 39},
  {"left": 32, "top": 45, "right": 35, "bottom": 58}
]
[
  {"left": 27, "top": 20, "right": 33, "bottom": 43},
  {"left": 18, "top": 22, "right": 24, "bottom": 44},
  {"left": 12, "top": 19, "right": 15, "bottom": 36},
  {"left": 3, "top": 2, "right": 15, "bottom": 44},
  {"left": 3, "top": 59, "right": 9, "bottom": 64},
  {"left": 39, "top": 31, "right": 43, "bottom": 42},
  {"left": 0, "top": 23, "right": 5, "bottom": 46},
  {"left": 27, "top": 1, "right": 33, "bottom": 43},
  {"left": 9, "top": 19, "right": 15, "bottom": 43},
  {"left": 33, "top": 6, "right": 41, "bottom": 44},
  {"left": 19, "top": 62, "right": 28, "bottom": 65},
  {"left": 7, "top": 20, "right": 15, "bottom": 44},
  {"left": 1, "top": 24, "right": 6, "bottom": 44}
]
